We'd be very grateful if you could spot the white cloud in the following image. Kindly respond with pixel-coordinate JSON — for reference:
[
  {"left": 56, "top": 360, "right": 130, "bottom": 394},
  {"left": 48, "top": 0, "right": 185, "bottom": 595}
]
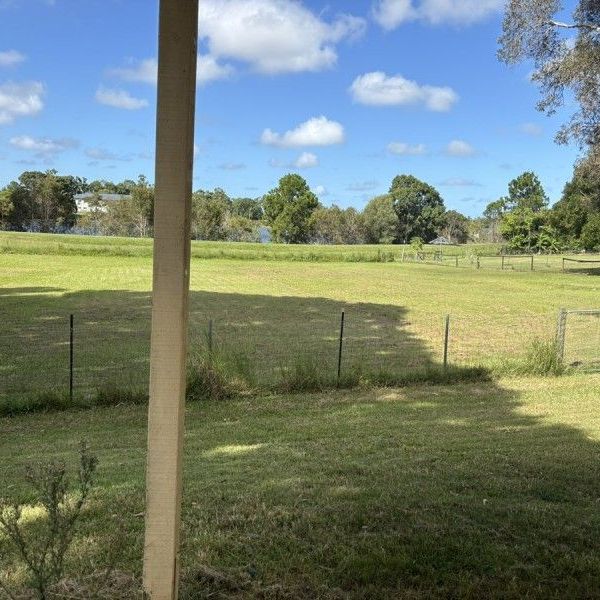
[
  {"left": 350, "top": 72, "right": 458, "bottom": 112},
  {"left": 446, "top": 139, "right": 476, "bottom": 156},
  {"left": 199, "top": 0, "right": 365, "bottom": 74},
  {"left": 347, "top": 180, "right": 379, "bottom": 192},
  {"left": 372, "top": 0, "right": 416, "bottom": 30},
  {"left": 197, "top": 55, "right": 234, "bottom": 84},
  {"left": 520, "top": 122, "right": 543, "bottom": 137},
  {"left": 0, "top": 50, "right": 25, "bottom": 67},
  {"left": 440, "top": 177, "right": 482, "bottom": 187},
  {"left": 108, "top": 58, "right": 157, "bottom": 84},
  {"left": 95, "top": 87, "right": 148, "bottom": 110},
  {"left": 372, "top": 0, "right": 503, "bottom": 29},
  {"left": 294, "top": 152, "right": 319, "bottom": 168},
  {"left": 314, "top": 185, "right": 328, "bottom": 196},
  {"left": 10, "top": 135, "right": 78, "bottom": 157},
  {"left": 261, "top": 116, "right": 345, "bottom": 148},
  {"left": 387, "top": 142, "right": 427, "bottom": 155},
  {"left": 85, "top": 147, "right": 130, "bottom": 161},
  {"left": 0, "top": 81, "right": 44, "bottom": 124},
  {"left": 218, "top": 162, "right": 246, "bottom": 170},
  {"left": 109, "top": 55, "right": 233, "bottom": 86}
]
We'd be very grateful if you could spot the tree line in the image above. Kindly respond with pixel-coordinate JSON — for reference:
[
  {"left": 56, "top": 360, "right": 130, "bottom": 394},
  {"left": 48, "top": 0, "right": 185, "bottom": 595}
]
[{"left": 2, "top": 161, "right": 600, "bottom": 251}]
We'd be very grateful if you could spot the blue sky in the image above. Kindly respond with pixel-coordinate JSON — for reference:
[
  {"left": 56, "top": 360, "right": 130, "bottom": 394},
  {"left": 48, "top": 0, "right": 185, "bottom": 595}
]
[{"left": 0, "top": 0, "right": 581, "bottom": 216}]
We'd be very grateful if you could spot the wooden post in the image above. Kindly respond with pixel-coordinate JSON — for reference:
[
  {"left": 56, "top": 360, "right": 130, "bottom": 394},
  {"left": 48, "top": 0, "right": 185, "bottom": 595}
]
[
  {"left": 143, "top": 1, "right": 198, "bottom": 598},
  {"left": 501, "top": 255, "right": 505, "bottom": 271},
  {"left": 556, "top": 308, "right": 567, "bottom": 364},
  {"left": 530, "top": 255, "right": 534, "bottom": 271}
]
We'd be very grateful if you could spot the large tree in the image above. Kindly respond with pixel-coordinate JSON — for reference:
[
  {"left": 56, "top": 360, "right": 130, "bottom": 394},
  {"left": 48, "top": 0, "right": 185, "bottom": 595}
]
[
  {"left": 5, "top": 170, "right": 82, "bottom": 232},
  {"left": 499, "top": 0, "right": 600, "bottom": 147},
  {"left": 191, "top": 188, "right": 232, "bottom": 240},
  {"left": 497, "top": 172, "right": 550, "bottom": 251},
  {"left": 362, "top": 195, "right": 398, "bottom": 244},
  {"left": 309, "top": 205, "right": 365, "bottom": 245},
  {"left": 262, "top": 174, "right": 319, "bottom": 243},
  {"left": 440, "top": 210, "right": 470, "bottom": 244},
  {"left": 389, "top": 175, "right": 446, "bottom": 243}
]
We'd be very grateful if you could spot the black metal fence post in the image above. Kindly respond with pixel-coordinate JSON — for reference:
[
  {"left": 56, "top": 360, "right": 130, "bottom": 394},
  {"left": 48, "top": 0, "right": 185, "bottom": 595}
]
[
  {"left": 69, "top": 314, "right": 74, "bottom": 402},
  {"left": 337, "top": 311, "right": 345, "bottom": 386},
  {"left": 443, "top": 314, "right": 450, "bottom": 370}
]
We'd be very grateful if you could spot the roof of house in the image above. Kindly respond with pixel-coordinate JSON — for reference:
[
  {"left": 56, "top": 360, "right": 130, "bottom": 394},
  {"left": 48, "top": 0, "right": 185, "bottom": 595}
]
[
  {"left": 430, "top": 236, "right": 452, "bottom": 245},
  {"left": 74, "top": 193, "right": 130, "bottom": 202}
]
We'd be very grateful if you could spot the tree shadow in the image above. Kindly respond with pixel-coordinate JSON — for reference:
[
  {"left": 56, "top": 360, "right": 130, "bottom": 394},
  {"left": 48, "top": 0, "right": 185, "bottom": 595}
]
[
  {"left": 1, "top": 287, "right": 456, "bottom": 401},
  {"left": 2, "top": 288, "right": 600, "bottom": 597}
]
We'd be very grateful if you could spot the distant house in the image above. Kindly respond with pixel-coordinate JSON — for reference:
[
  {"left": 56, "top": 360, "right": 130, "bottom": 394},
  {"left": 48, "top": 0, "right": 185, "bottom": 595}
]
[
  {"left": 430, "top": 236, "right": 452, "bottom": 245},
  {"left": 74, "top": 192, "right": 130, "bottom": 213}
]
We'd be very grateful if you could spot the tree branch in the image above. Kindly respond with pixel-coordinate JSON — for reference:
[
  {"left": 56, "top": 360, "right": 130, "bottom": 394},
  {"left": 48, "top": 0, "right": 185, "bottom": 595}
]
[{"left": 548, "top": 20, "right": 600, "bottom": 33}]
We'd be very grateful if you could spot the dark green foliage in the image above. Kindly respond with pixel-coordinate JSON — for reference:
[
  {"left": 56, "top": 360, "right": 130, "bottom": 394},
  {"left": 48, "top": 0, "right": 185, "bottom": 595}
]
[
  {"left": 361, "top": 194, "right": 398, "bottom": 244},
  {"left": 231, "top": 197, "right": 263, "bottom": 221},
  {"left": 440, "top": 210, "right": 469, "bottom": 243},
  {"left": 5, "top": 171, "right": 83, "bottom": 232},
  {"left": 0, "top": 442, "right": 98, "bottom": 599},
  {"left": 580, "top": 213, "right": 600, "bottom": 250},
  {"left": 262, "top": 174, "right": 319, "bottom": 243},
  {"left": 309, "top": 205, "right": 365, "bottom": 244},
  {"left": 389, "top": 175, "right": 446, "bottom": 243},
  {"left": 191, "top": 188, "right": 232, "bottom": 241},
  {"left": 496, "top": 172, "right": 550, "bottom": 251}
]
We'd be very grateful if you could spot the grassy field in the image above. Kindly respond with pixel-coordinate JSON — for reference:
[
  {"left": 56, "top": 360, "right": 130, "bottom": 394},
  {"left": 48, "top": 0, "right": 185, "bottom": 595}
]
[
  {"left": 2, "top": 375, "right": 600, "bottom": 597},
  {"left": 1, "top": 233, "right": 600, "bottom": 409}
]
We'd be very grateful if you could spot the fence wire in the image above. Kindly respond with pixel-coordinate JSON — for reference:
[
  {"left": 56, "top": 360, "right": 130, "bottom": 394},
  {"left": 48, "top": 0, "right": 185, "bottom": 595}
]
[{"left": 4, "top": 303, "right": 595, "bottom": 406}]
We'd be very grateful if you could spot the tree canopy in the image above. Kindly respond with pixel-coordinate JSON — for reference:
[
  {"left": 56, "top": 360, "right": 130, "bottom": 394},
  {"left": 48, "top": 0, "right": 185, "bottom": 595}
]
[
  {"left": 263, "top": 174, "right": 319, "bottom": 243},
  {"left": 499, "top": 0, "right": 600, "bottom": 148}
]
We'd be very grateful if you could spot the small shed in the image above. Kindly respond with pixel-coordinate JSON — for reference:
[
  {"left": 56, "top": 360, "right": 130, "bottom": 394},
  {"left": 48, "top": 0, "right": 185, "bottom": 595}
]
[{"left": 430, "top": 236, "right": 452, "bottom": 245}]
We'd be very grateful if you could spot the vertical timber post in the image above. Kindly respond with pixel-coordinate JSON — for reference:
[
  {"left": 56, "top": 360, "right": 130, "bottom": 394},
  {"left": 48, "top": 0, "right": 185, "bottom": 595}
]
[
  {"left": 531, "top": 255, "right": 534, "bottom": 271},
  {"left": 143, "top": 1, "right": 198, "bottom": 599},
  {"left": 337, "top": 311, "right": 345, "bottom": 387},
  {"left": 208, "top": 319, "right": 213, "bottom": 355},
  {"left": 501, "top": 255, "right": 505, "bottom": 271},
  {"left": 556, "top": 308, "right": 567, "bottom": 364},
  {"left": 69, "top": 314, "right": 74, "bottom": 402},
  {"left": 443, "top": 314, "right": 450, "bottom": 371}
]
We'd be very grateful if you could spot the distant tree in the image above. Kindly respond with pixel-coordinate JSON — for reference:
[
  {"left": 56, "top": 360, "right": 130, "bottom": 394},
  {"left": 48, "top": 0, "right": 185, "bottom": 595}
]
[
  {"left": 5, "top": 170, "right": 82, "bottom": 232},
  {"left": 504, "top": 171, "right": 548, "bottom": 212},
  {"left": 224, "top": 214, "right": 261, "bottom": 242},
  {"left": 550, "top": 150, "right": 600, "bottom": 243},
  {"left": 130, "top": 175, "right": 154, "bottom": 237},
  {"left": 262, "top": 174, "right": 319, "bottom": 243},
  {"left": 483, "top": 199, "right": 507, "bottom": 242},
  {"left": 389, "top": 175, "right": 446, "bottom": 243},
  {"left": 0, "top": 188, "right": 13, "bottom": 229},
  {"left": 440, "top": 210, "right": 469, "bottom": 244},
  {"left": 310, "top": 205, "right": 365, "bottom": 244},
  {"left": 581, "top": 213, "right": 600, "bottom": 250},
  {"left": 361, "top": 195, "right": 397, "bottom": 244},
  {"left": 499, "top": 0, "right": 600, "bottom": 148},
  {"left": 497, "top": 172, "right": 550, "bottom": 251},
  {"left": 191, "top": 188, "right": 232, "bottom": 240},
  {"left": 231, "top": 197, "right": 263, "bottom": 221}
]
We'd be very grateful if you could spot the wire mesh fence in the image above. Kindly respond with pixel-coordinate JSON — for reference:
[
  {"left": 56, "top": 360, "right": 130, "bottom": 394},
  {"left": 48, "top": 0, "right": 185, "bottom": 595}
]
[{"left": 4, "top": 302, "right": 598, "bottom": 408}]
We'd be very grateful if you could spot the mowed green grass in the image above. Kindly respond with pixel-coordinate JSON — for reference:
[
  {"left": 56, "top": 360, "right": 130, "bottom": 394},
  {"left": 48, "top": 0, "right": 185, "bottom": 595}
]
[
  {"left": 2, "top": 375, "right": 600, "bottom": 597},
  {"left": 2, "top": 233, "right": 600, "bottom": 403}
]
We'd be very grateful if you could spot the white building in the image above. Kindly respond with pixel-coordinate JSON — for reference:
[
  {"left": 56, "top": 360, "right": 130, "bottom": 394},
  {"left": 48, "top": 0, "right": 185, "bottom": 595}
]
[{"left": 74, "top": 192, "right": 130, "bottom": 213}]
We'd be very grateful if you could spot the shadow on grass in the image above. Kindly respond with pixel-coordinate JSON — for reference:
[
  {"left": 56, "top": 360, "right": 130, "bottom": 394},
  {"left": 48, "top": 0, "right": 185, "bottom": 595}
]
[
  {"left": 1, "top": 286, "right": 483, "bottom": 413},
  {"left": 2, "top": 287, "right": 600, "bottom": 596},
  {"left": 1, "top": 376, "right": 600, "bottom": 598}
]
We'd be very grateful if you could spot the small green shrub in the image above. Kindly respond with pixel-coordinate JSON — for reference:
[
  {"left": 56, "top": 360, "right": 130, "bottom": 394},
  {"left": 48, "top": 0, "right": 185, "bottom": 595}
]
[
  {"left": 186, "top": 350, "right": 252, "bottom": 402},
  {"left": 523, "top": 338, "right": 565, "bottom": 376},
  {"left": 0, "top": 442, "right": 98, "bottom": 600},
  {"left": 276, "top": 354, "right": 335, "bottom": 393}
]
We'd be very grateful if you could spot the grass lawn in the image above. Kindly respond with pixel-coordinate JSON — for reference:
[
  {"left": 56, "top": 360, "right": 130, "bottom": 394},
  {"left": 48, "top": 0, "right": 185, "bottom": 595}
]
[
  {"left": 1, "top": 375, "right": 600, "bottom": 598},
  {"left": 2, "top": 234, "right": 600, "bottom": 406}
]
